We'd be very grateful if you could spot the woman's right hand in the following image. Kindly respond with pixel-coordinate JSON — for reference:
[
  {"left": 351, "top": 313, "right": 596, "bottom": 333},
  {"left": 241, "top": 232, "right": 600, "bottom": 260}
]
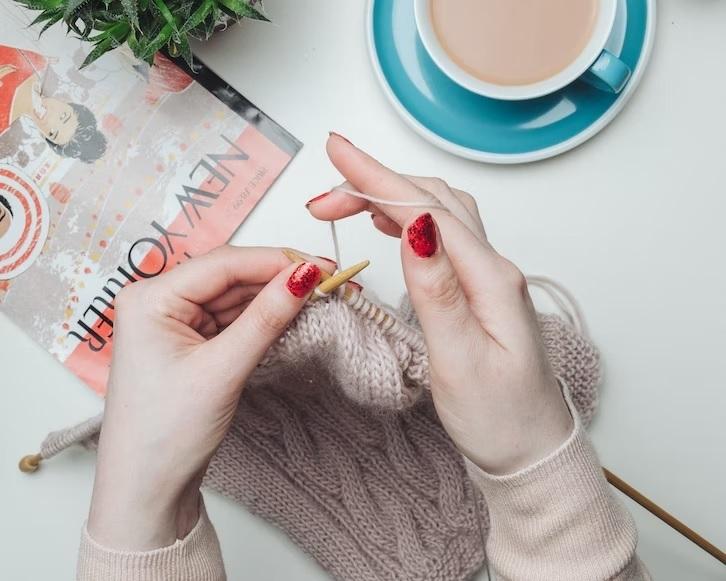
[{"left": 307, "top": 134, "right": 573, "bottom": 474}]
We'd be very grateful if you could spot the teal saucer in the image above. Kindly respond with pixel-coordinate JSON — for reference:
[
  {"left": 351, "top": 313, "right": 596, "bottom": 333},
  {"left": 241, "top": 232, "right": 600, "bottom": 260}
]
[{"left": 367, "top": 0, "right": 655, "bottom": 164}]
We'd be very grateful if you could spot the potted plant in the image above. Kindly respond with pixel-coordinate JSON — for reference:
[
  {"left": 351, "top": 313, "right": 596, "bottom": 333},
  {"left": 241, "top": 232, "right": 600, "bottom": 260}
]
[{"left": 13, "top": 0, "right": 268, "bottom": 67}]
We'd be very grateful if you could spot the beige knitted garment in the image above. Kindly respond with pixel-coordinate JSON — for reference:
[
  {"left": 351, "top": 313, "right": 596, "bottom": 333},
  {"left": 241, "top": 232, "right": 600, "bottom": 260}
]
[{"left": 40, "top": 295, "right": 601, "bottom": 581}]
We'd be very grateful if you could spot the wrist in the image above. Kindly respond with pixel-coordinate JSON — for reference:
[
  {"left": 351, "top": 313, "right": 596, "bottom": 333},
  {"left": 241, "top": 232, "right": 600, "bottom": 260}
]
[
  {"left": 463, "top": 378, "right": 574, "bottom": 475},
  {"left": 88, "top": 465, "right": 201, "bottom": 551}
]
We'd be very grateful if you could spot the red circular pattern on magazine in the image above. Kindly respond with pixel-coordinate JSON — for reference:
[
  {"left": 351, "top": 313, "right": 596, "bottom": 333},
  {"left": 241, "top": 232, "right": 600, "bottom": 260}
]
[{"left": 0, "top": 165, "right": 49, "bottom": 280}]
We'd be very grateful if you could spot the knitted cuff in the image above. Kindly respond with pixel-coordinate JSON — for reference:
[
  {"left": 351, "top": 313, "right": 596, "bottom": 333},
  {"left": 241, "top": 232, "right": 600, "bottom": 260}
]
[
  {"left": 76, "top": 498, "right": 226, "bottom": 581},
  {"left": 465, "top": 385, "right": 640, "bottom": 581}
]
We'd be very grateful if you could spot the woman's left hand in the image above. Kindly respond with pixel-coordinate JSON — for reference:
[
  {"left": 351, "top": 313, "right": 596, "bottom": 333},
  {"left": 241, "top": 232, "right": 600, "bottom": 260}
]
[{"left": 88, "top": 246, "right": 330, "bottom": 551}]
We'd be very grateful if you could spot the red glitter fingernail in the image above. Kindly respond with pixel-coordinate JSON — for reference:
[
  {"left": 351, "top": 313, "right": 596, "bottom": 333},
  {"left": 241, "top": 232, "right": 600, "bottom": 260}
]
[
  {"left": 286, "top": 263, "right": 321, "bottom": 298},
  {"left": 305, "top": 191, "right": 330, "bottom": 208},
  {"left": 407, "top": 213, "right": 437, "bottom": 258},
  {"left": 328, "top": 131, "right": 353, "bottom": 145}
]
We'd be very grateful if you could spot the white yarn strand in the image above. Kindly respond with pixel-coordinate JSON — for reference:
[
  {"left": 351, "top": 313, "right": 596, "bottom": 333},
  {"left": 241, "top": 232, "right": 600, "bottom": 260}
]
[{"left": 333, "top": 186, "right": 446, "bottom": 210}]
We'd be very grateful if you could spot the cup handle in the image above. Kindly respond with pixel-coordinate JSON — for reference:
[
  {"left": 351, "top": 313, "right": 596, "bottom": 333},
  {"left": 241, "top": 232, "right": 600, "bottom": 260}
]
[{"left": 581, "top": 50, "right": 632, "bottom": 94}]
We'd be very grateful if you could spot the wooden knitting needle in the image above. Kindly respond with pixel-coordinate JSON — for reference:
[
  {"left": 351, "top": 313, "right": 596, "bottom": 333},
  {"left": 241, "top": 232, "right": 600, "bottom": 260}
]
[
  {"left": 310, "top": 260, "right": 369, "bottom": 302},
  {"left": 282, "top": 249, "right": 365, "bottom": 302},
  {"left": 603, "top": 468, "right": 726, "bottom": 565}
]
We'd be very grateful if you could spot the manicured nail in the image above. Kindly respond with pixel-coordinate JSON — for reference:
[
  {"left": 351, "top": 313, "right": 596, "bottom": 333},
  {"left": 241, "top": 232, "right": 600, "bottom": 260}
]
[
  {"left": 316, "top": 256, "right": 337, "bottom": 267},
  {"left": 407, "top": 213, "right": 437, "bottom": 258},
  {"left": 286, "top": 263, "right": 321, "bottom": 298},
  {"left": 328, "top": 131, "right": 353, "bottom": 145},
  {"left": 370, "top": 213, "right": 376, "bottom": 220},
  {"left": 305, "top": 191, "right": 330, "bottom": 208}
]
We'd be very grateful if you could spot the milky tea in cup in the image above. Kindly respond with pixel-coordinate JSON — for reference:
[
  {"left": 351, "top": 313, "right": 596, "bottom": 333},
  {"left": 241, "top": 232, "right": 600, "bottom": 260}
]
[
  {"left": 432, "top": 0, "right": 597, "bottom": 86},
  {"left": 415, "top": 0, "right": 624, "bottom": 100}
]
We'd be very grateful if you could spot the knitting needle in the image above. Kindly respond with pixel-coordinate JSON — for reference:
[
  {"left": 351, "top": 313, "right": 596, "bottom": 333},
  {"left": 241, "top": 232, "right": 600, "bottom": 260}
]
[
  {"left": 603, "top": 468, "right": 726, "bottom": 565},
  {"left": 310, "top": 260, "right": 369, "bottom": 302},
  {"left": 282, "top": 249, "right": 365, "bottom": 302}
]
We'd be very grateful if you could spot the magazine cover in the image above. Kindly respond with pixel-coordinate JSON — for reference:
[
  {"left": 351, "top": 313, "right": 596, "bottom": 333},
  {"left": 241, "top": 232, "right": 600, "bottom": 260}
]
[{"left": 0, "top": 4, "right": 301, "bottom": 394}]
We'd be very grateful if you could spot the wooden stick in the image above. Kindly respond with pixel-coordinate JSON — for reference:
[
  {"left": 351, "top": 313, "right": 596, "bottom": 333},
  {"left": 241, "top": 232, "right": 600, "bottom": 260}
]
[
  {"left": 604, "top": 468, "right": 726, "bottom": 564},
  {"left": 283, "top": 249, "right": 332, "bottom": 281},
  {"left": 310, "top": 260, "right": 369, "bottom": 302}
]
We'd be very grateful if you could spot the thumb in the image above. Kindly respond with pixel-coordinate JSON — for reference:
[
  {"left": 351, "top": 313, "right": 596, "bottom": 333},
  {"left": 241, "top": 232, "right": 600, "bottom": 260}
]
[
  {"left": 201, "top": 261, "right": 322, "bottom": 380},
  {"left": 402, "top": 213, "right": 482, "bottom": 361}
]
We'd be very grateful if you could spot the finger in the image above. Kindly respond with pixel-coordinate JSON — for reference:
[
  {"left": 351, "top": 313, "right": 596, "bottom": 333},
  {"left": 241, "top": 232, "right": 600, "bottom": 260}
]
[
  {"left": 323, "top": 135, "right": 496, "bottom": 269},
  {"left": 212, "top": 300, "right": 253, "bottom": 329},
  {"left": 153, "top": 246, "right": 294, "bottom": 307},
  {"left": 204, "top": 284, "right": 265, "bottom": 313},
  {"left": 319, "top": 136, "right": 436, "bottom": 227},
  {"left": 404, "top": 212, "right": 536, "bottom": 347},
  {"left": 152, "top": 246, "right": 333, "bottom": 308},
  {"left": 197, "top": 311, "right": 220, "bottom": 339},
  {"left": 403, "top": 176, "right": 486, "bottom": 240},
  {"left": 305, "top": 180, "right": 369, "bottom": 221},
  {"left": 400, "top": 213, "right": 483, "bottom": 356},
  {"left": 371, "top": 212, "right": 402, "bottom": 238},
  {"left": 202, "top": 262, "right": 322, "bottom": 379},
  {"left": 323, "top": 135, "right": 493, "bottom": 257}
]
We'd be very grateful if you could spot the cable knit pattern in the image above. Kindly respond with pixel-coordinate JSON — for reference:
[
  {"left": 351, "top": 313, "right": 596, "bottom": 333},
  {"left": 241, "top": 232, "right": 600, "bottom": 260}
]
[{"left": 39, "top": 295, "right": 602, "bottom": 581}]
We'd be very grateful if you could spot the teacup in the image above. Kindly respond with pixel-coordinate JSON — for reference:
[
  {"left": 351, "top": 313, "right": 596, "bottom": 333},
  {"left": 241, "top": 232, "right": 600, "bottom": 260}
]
[{"left": 414, "top": 0, "right": 632, "bottom": 101}]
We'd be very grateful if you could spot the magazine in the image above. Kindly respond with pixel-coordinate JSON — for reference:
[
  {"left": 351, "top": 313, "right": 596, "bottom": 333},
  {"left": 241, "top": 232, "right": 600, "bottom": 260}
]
[{"left": 0, "top": 5, "right": 301, "bottom": 394}]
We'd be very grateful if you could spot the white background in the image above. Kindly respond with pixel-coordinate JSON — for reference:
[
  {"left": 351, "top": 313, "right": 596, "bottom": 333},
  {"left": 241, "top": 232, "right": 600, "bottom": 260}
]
[{"left": 1, "top": 0, "right": 725, "bottom": 579}]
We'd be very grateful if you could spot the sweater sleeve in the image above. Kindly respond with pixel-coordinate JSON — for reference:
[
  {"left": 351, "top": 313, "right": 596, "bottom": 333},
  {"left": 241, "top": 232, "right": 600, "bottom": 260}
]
[
  {"left": 465, "top": 388, "right": 651, "bottom": 581},
  {"left": 77, "top": 497, "right": 226, "bottom": 581}
]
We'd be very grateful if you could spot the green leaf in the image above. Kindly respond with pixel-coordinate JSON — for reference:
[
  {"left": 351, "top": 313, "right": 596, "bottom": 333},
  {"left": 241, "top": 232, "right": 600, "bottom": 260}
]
[
  {"left": 180, "top": 0, "right": 212, "bottom": 33},
  {"left": 120, "top": 0, "right": 139, "bottom": 28},
  {"left": 63, "top": 0, "right": 91, "bottom": 20},
  {"left": 81, "top": 36, "right": 113, "bottom": 67},
  {"left": 38, "top": 10, "right": 63, "bottom": 34},
  {"left": 216, "top": 0, "right": 269, "bottom": 21},
  {"left": 173, "top": 33, "right": 193, "bottom": 68},
  {"left": 29, "top": 8, "right": 60, "bottom": 26},
  {"left": 151, "top": 0, "right": 178, "bottom": 33},
  {"left": 139, "top": 21, "right": 173, "bottom": 60},
  {"left": 16, "top": 0, "right": 62, "bottom": 11}
]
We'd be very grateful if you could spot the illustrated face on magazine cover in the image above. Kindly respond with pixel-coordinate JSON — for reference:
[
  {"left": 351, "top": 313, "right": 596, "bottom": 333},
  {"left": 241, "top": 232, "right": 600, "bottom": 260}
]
[
  {"left": 0, "top": 47, "right": 107, "bottom": 163},
  {"left": 0, "top": 193, "right": 13, "bottom": 238}
]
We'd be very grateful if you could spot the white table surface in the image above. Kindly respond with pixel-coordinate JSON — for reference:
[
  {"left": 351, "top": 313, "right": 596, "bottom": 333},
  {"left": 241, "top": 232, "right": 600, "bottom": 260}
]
[{"left": 2, "top": 1, "right": 725, "bottom": 579}]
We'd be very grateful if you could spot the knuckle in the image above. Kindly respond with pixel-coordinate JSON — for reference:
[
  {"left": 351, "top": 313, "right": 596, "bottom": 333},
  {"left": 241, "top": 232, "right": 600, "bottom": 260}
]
[
  {"left": 206, "top": 244, "right": 233, "bottom": 261},
  {"left": 460, "top": 191, "right": 478, "bottom": 209},
  {"left": 421, "top": 272, "right": 462, "bottom": 312},
  {"left": 252, "top": 304, "right": 289, "bottom": 336},
  {"left": 498, "top": 259, "right": 528, "bottom": 296},
  {"left": 113, "top": 284, "right": 140, "bottom": 312}
]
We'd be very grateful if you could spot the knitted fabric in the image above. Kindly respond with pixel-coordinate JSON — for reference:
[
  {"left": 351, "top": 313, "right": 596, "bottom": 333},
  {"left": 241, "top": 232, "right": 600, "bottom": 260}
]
[{"left": 38, "top": 295, "right": 601, "bottom": 581}]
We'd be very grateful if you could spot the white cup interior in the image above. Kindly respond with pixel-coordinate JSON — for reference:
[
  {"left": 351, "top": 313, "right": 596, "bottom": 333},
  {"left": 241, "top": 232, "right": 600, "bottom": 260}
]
[{"left": 414, "top": 0, "right": 618, "bottom": 101}]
